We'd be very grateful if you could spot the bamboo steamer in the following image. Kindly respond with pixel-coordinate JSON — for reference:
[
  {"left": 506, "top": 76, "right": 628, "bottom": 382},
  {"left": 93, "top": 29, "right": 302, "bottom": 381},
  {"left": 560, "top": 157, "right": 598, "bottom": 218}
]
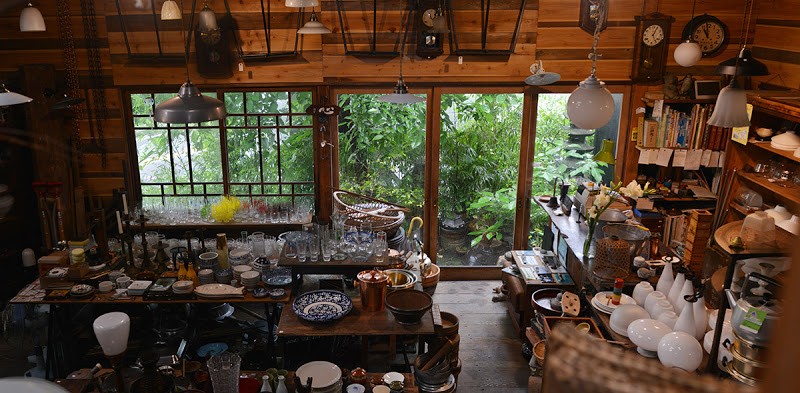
[{"left": 422, "top": 263, "right": 441, "bottom": 296}]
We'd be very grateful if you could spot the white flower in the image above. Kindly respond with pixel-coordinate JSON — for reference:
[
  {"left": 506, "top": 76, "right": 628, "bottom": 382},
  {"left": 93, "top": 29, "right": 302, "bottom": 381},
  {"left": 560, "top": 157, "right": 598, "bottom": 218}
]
[
  {"left": 594, "top": 188, "right": 611, "bottom": 208},
  {"left": 587, "top": 206, "right": 599, "bottom": 219},
  {"left": 621, "top": 180, "right": 644, "bottom": 198}
]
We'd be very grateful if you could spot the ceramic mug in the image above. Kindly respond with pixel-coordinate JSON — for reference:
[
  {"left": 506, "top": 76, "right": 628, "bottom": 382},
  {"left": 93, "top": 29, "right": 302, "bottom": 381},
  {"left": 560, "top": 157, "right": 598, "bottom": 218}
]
[{"left": 116, "top": 276, "right": 132, "bottom": 289}]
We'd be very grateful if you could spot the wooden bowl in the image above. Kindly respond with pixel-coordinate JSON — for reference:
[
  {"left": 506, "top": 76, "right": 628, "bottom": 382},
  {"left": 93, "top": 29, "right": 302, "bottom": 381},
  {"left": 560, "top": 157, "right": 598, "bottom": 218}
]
[
  {"left": 533, "top": 340, "right": 546, "bottom": 366},
  {"left": 385, "top": 289, "right": 433, "bottom": 325}
]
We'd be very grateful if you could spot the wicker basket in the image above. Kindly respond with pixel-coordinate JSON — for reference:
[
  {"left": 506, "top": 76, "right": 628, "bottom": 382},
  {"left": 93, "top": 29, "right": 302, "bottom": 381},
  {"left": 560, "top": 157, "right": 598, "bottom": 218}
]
[{"left": 333, "top": 190, "right": 410, "bottom": 233}]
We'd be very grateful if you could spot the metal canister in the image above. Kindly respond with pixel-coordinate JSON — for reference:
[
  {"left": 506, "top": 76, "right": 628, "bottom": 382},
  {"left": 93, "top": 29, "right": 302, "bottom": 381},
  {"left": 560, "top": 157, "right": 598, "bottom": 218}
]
[{"left": 356, "top": 269, "right": 389, "bottom": 311}]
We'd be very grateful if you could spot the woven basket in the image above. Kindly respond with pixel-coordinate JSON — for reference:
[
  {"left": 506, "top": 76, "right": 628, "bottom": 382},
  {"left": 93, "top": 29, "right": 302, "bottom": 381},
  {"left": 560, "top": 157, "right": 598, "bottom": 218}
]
[{"left": 333, "top": 190, "right": 410, "bottom": 233}]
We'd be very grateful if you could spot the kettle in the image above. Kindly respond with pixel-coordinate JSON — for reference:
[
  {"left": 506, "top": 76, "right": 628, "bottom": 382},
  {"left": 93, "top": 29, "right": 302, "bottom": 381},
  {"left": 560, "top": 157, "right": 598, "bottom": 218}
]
[
  {"left": 724, "top": 272, "right": 782, "bottom": 347},
  {"left": 356, "top": 269, "right": 389, "bottom": 312}
]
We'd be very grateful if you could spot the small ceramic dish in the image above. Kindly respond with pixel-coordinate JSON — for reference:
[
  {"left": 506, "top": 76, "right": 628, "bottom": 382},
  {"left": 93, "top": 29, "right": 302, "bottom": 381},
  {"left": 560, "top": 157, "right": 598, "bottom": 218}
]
[
  {"left": 251, "top": 287, "right": 268, "bottom": 298},
  {"left": 268, "top": 288, "right": 286, "bottom": 299},
  {"left": 70, "top": 284, "right": 95, "bottom": 298},
  {"left": 382, "top": 371, "right": 404, "bottom": 385},
  {"left": 196, "top": 342, "right": 228, "bottom": 358}
]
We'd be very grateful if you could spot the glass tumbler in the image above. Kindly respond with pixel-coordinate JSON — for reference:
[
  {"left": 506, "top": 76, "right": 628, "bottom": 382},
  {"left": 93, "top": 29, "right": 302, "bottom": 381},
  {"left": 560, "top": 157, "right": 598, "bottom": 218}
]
[
  {"left": 297, "top": 238, "right": 309, "bottom": 262},
  {"left": 207, "top": 352, "right": 241, "bottom": 393},
  {"left": 250, "top": 233, "right": 266, "bottom": 257}
]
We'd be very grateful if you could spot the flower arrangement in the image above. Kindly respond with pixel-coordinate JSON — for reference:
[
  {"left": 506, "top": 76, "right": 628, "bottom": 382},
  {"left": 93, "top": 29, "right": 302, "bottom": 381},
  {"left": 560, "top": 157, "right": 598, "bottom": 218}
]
[
  {"left": 584, "top": 180, "right": 653, "bottom": 257},
  {"left": 210, "top": 195, "right": 241, "bottom": 222}
]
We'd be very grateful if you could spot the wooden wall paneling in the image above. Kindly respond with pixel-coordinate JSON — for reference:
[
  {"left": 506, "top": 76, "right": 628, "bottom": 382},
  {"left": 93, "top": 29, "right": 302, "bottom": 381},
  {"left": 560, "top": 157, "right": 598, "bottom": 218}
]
[{"left": 753, "top": 0, "right": 800, "bottom": 90}]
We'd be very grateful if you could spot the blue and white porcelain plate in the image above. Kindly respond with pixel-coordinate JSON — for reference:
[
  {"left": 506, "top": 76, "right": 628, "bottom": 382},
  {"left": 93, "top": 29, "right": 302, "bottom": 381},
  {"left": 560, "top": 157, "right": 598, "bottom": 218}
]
[{"left": 292, "top": 290, "right": 353, "bottom": 323}]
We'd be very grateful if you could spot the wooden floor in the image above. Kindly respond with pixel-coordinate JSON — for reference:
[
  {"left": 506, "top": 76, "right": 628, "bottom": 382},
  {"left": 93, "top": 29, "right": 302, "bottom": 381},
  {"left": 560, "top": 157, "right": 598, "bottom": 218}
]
[{"left": 0, "top": 280, "right": 531, "bottom": 391}]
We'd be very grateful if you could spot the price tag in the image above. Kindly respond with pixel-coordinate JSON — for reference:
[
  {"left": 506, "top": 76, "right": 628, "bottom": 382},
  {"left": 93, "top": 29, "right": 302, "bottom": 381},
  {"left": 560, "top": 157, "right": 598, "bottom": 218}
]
[{"left": 739, "top": 307, "right": 768, "bottom": 334}]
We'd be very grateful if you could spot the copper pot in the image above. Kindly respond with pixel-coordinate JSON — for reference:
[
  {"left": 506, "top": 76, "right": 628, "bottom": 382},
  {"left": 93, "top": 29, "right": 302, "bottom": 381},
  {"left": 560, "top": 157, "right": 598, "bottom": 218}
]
[{"left": 356, "top": 269, "right": 389, "bottom": 311}]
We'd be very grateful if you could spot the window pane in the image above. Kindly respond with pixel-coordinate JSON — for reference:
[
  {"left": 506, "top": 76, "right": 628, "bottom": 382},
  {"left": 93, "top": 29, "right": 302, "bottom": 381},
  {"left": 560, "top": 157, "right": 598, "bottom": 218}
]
[
  {"left": 224, "top": 92, "right": 244, "bottom": 114},
  {"left": 136, "top": 128, "right": 172, "bottom": 184},
  {"left": 279, "top": 128, "right": 314, "bottom": 182},
  {"left": 228, "top": 128, "right": 261, "bottom": 183},
  {"left": 189, "top": 129, "right": 223, "bottom": 182},
  {"left": 438, "top": 93, "right": 523, "bottom": 266},
  {"left": 528, "top": 93, "right": 622, "bottom": 247},
  {"left": 337, "top": 94, "right": 427, "bottom": 226},
  {"left": 171, "top": 130, "right": 190, "bottom": 183},
  {"left": 246, "top": 91, "right": 288, "bottom": 113},
  {"left": 261, "top": 129, "right": 279, "bottom": 183}
]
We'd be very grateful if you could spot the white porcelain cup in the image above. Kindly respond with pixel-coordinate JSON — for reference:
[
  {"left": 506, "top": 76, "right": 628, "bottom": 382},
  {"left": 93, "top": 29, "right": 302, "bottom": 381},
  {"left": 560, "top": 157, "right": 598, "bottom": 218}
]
[
  {"left": 115, "top": 276, "right": 132, "bottom": 289},
  {"left": 99, "top": 281, "right": 114, "bottom": 293}
]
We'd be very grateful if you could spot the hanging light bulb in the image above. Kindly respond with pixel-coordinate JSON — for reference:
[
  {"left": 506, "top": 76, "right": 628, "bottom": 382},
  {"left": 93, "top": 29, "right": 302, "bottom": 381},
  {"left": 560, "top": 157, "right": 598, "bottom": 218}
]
[
  {"left": 566, "top": 1, "right": 614, "bottom": 130},
  {"left": 285, "top": 0, "right": 318, "bottom": 7},
  {"left": 20, "top": 3, "right": 46, "bottom": 32},
  {"left": 198, "top": 1, "right": 218, "bottom": 33},
  {"left": 298, "top": 10, "right": 331, "bottom": 34},
  {"left": 673, "top": 0, "right": 702, "bottom": 67},
  {"left": 160, "top": 0, "right": 181, "bottom": 21}
]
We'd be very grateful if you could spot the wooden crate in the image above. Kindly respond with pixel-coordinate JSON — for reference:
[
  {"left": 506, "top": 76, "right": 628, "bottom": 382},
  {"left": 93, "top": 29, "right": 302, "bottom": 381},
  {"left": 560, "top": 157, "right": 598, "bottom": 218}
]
[{"left": 543, "top": 316, "right": 604, "bottom": 340}]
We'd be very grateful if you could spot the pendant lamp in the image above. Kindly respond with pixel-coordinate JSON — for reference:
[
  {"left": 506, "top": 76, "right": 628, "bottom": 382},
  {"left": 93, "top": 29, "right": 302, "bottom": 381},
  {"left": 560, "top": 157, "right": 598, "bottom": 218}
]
[
  {"left": 297, "top": 10, "right": 331, "bottom": 34},
  {"left": 673, "top": 0, "right": 702, "bottom": 67},
  {"left": 161, "top": 0, "right": 182, "bottom": 20},
  {"left": 706, "top": 79, "right": 749, "bottom": 128},
  {"left": 285, "top": 0, "right": 318, "bottom": 7},
  {"left": 93, "top": 312, "right": 130, "bottom": 393},
  {"left": 20, "top": 3, "right": 46, "bottom": 32},
  {"left": 0, "top": 83, "right": 33, "bottom": 106},
  {"left": 716, "top": 0, "right": 767, "bottom": 76},
  {"left": 154, "top": 0, "right": 226, "bottom": 124},
  {"left": 378, "top": 7, "right": 423, "bottom": 105},
  {"left": 198, "top": 1, "right": 218, "bottom": 33},
  {"left": 593, "top": 139, "right": 616, "bottom": 165},
  {"left": 566, "top": 1, "right": 614, "bottom": 130}
]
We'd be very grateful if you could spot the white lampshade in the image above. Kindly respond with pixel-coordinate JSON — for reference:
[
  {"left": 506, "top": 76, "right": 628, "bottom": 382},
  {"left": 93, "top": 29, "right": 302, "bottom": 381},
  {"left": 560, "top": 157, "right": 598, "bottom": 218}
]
[
  {"left": 92, "top": 312, "right": 130, "bottom": 356},
  {"left": 707, "top": 82, "right": 749, "bottom": 128},
  {"left": 286, "top": 0, "right": 319, "bottom": 7},
  {"left": 161, "top": 0, "right": 181, "bottom": 20},
  {"left": 20, "top": 3, "right": 46, "bottom": 32},
  {"left": 674, "top": 40, "right": 702, "bottom": 67},
  {"left": 0, "top": 84, "right": 33, "bottom": 106},
  {"left": 567, "top": 75, "right": 615, "bottom": 130},
  {"left": 297, "top": 12, "right": 331, "bottom": 34},
  {"left": 377, "top": 78, "right": 425, "bottom": 104},
  {"left": 198, "top": 3, "right": 218, "bottom": 32}
]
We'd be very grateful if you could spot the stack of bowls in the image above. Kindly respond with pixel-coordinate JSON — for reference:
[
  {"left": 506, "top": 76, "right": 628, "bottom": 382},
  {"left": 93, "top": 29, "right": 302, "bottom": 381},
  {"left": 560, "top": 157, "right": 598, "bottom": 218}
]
[
  {"left": 295, "top": 361, "right": 343, "bottom": 393},
  {"left": 240, "top": 271, "right": 261, "bottom": 290},
  {"left": 414, "top": 353, "right": 455, "bottom": 393},
  {"left": 71, "top": 248, "right": 86, "bottom": 264},
  {"left": 198, "top": 269, "right": 215, "bottom": 284},
  {"left": 215, "top": 268, "right": 233, "bottom": 284},
  {"left": 233, "top": 265, "right": 253, "bottom": 282},
  {"left": 198, "top": 252, "right": 219, "bottom": 270},
  {"left": 251, "top": 257, "right": 269, "bottom": 273},
  {"left": 229, "top": 248, "right": 252, "bottom": 266},
  {"left": 173, "top": 280, "right": 194, "bottom": 295}
]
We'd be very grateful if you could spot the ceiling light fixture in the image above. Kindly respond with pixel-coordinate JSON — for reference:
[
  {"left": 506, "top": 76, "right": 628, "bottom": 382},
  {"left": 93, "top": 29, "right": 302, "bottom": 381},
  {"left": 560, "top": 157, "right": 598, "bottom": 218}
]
[
  {"left": 285, "top": 0, "right": 318, "bottom": 7},
  {"left": 377, "top": 4, "right": 423, "bottom": 105},
  {"left": 154, "top": 0, "right": 226, "bottom": 124},
  {"left": 197, "top": 1, "right": 217, "bottom": 33},
  {"left": 525, "top": 60, "right": 561, "bottom": 86},
  {"left": 161, "top": 0, "right": 182, "bottom": 20},
  {"left": 0, "top": 83, "right": 33, "bottom": 106},
  {"left": 716, "top": 0, "right": 767, "bottom": 76},
  {"left": 673, "top": 0, "right": 702, "bottom": 67},
  {"left": 297, "top": 8, "right": 331, "bottom": 34},
  {"left": 566, "top": 0, "right": 614, "bottom": 130},
  {"left": 20, "top": 2, "right": 46, "bottom": 32},
  {"left": 593, "top": 139, "right": 616, "bottom": 165}
]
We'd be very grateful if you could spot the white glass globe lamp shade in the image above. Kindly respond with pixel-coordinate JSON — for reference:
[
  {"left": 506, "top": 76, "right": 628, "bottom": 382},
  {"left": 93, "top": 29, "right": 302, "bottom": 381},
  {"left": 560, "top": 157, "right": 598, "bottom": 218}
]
[
  {"left": 92, "top": 312, "right": 131, "bottom": 356},
  {"left": 567, "top": 75, "right": 615, "bottom": 130},
  {"left": 674, "top": 40, "right": 702, "bottom": 67},
  {"left": 20, "top": 3, "right": 46, "bottom": 32},
  {"left": 707, "top": 82, "right": 749, "bottom": 128},
  {"left": 198, "top": 3, "right": 218, "bottom": 33},
  {"left": 160, "top": 0, "right": 181, "bottom": 20}
]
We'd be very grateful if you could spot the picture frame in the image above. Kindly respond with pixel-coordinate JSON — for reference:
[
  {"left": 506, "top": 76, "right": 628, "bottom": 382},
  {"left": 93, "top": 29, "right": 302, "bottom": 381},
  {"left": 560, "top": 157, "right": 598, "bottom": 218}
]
[{"left": 694, "top": 80, "right": 721, "bottom": 99}]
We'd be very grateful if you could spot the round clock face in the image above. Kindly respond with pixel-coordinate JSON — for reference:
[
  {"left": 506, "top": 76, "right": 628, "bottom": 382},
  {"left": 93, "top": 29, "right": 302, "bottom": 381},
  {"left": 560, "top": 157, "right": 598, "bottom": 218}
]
[
  {"left": 642, "top": 25, "right": 664, "bottom": 47},
  {"left": 422, "top": 9, "right": 436, "bottom": 27},
  {"left": 686, "top": 16, "right": 727, "bottom": 57}
]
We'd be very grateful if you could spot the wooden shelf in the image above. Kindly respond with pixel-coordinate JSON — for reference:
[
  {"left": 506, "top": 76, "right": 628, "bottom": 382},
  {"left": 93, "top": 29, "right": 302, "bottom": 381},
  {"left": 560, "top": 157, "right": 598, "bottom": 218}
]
[
  {"left": 750, "top": 141, "right": 800, "bottom": 164},
  {"left": 737, "top": 172, "right": 800, "bottom": 206}
]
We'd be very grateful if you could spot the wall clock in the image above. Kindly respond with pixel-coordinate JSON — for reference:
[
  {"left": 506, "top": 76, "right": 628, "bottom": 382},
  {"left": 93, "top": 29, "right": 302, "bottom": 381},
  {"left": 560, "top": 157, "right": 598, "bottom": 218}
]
[
  {"left": 415, "top": 0, "right": 444, "bottom": 59},
  {"left": 682, "top": 14, "right": 729, "bottom": 58},
  {"left": 631, "top": 12, "right": 675, "bottom": 84}
]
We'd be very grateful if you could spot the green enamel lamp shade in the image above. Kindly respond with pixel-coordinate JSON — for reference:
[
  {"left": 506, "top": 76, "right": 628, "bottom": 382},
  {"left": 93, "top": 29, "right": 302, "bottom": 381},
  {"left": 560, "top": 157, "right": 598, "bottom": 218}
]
[{"left": 593, "top": 139, "right": 616, "bottom": 165}]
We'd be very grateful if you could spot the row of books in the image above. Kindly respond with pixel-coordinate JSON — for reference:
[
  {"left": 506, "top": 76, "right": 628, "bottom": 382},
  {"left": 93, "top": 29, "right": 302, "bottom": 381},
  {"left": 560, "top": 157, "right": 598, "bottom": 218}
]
[{"left": 638, "top": 104, "right": 728, "bottom": 151}]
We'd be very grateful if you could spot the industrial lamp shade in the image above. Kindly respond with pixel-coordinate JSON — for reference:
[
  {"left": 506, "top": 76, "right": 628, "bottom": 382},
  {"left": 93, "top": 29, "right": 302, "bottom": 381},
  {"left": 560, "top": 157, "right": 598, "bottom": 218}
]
[
  {"left": 92, "top": 312, "right": 130, "bottom": 357},
  {"left": 567, "top": 75, "right": 615, "bottom": 130},
  {"left": 198, "top": 3, "right": 218, "bottom": 32},
  {"left": 20, "top": 3, "right": 46, "bottom": 32},
  {"left": 285, "top": 0, "right": 318, "bottom": 7},
  {"left": 297, "top": 12, "right": 331, "bottom": 34},
  {"left": 161, "top": 0, "right": 181, "bottom": 20},
  {"left": 716, "top": 48, "right": 769, "bottom": 76},
  {"left": 154, "top": 81, "right": 227, "bottom": 124},
  {"left": 674, "top": 40, "right": 702, "bottom": 67},
  {"left": 377, "top": 78, "right": 425, "bottom": 104},
  {"left": 593, "top": 139, "right": 616, "bottom": 165},
  {"left": 707, "top": 82, "right": 749, "bottom": 128},
  {"left": 0, "top": 84, "right": 33, "bottom": 106}
]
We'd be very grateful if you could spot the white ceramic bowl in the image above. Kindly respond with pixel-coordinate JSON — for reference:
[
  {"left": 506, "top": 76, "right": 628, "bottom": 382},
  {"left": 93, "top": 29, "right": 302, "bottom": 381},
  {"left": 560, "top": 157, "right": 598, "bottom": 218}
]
[
  {"left": 628, "top": 318, "right": 671, "bottom": 357},
  {"left": 657, "top": 311, "right": 679, "bottom": 329},
  {"left": 650, "top": 299, "right": 674, "bottom": 320},
  {"left": 610, "top": 304, "right": 650, "bottom": 337},
  {"left": 657, "top": 331, "right": 703, "bottom": 372},
  {"left": 777, "top": 215, "right": 800, "bottom": 235},
  {"left": 708, "top": 309, "right": 732, "bottom": 330}
]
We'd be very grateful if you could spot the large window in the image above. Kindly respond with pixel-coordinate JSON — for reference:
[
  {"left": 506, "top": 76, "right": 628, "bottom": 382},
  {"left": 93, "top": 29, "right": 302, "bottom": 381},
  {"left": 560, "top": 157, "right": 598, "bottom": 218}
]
[{"left": 130, "top": 90, "right": 314, "bottom": 210}]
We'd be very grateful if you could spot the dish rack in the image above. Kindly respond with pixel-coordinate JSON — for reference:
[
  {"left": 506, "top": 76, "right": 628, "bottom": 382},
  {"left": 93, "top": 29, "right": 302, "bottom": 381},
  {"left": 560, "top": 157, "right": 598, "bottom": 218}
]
[{"left": 333, "top": 190, "right": 410, "bottom": 233}]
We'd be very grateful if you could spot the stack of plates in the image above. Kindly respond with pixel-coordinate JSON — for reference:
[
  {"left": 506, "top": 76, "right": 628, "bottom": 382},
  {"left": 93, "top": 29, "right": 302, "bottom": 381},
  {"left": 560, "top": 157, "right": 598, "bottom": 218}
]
[
  {"left": 233, "top": 265, "right": 253, "bottom": 282},
  {"left": 173, "top": 280, "right": 194, "bottom": 294},
  {"left": 296, "top": 361, "right": 342, "bottom": 393},
  {"left": 240, "top": 271, "right": 261, "bottom": 289},
  {"left": 591, "top": 291, "right": 635, "bottom": 314},
  {"left": 198, "top": 269, "right": 215, "bottom": 284},
  {"left": 771, "top": 131, "right": 800, "bottom": 151}
]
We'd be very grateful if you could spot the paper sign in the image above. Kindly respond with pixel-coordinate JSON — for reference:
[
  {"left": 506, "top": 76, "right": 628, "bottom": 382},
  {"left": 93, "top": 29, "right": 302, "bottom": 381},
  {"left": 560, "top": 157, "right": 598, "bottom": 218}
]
[
  {"left": 740, "top": 307, "right": 768, "bottom": 334},
  {"left": 652, "top": 100, "right": 664, "bottom": 119},
  {"left": 685, "top": 149, "right": 703, "bottom": 170},
  {"left": 673, "top": 150, "right": 687, "bottom": 167},
  {"left": 656, "top": 148, "right": 673, "bottom": 167},
  {"left": 731, "top": 104, "right": 753, "bottom": 145},
  {"left": 709, "top": 151, "right": 721, "bottom": 168},
  {"left": 701, "top": 150, "right": 712, "bottom": 166}
]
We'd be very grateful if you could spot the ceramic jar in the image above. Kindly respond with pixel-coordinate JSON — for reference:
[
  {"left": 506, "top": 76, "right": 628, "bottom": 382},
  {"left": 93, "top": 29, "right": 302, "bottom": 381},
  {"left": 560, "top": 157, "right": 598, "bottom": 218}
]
[
  {"left": 693, "top": 296, "right": 708, "bottom": 340},
  {"left": 674, "top": 303, "right": 697, "bottom": 338},
  {"left": 656, "top": 261, "right": 674, "bottom": 294},
  {"left": 668, "top": 272, "right": 686, "bottom": 311}
]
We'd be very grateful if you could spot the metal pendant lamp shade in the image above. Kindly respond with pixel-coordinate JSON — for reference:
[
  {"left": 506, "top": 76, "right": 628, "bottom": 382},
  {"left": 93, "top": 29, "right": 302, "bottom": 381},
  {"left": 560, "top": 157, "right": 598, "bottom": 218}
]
[
  {"left": 154, "top": 81, "right": 227, "bottom": 124},
  {"left": 593, "top": 139, "right": 616, "bottom": 165},
  {"left": 567, "top": 75, "right": 615, "bottom": 130},
  {"left": 285, "top": 0, "right": 318, "bottom": 7},
  {"left": 716, "top": 47, "right": 769, "bottom": 76},
  {"left": 377, "top": 78, "right": 425, "bottom": 104},
  {"left": 160, "top": 0, "right": 181, "bottom": 20},
  {"left": 297, "top": 12, "right": 331, "bottom": 34},
  {"left": 20, "top": 3, "right": 46, "bottom": 32},
  {"left": 707, "top": 81, "right": 749, "bottom": 128},
  {"left": 0, "top": 84, "right": 33, "bottom": 106},
  {"left": 198, "top": 2, "right": 218, "bottom": 32}
]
